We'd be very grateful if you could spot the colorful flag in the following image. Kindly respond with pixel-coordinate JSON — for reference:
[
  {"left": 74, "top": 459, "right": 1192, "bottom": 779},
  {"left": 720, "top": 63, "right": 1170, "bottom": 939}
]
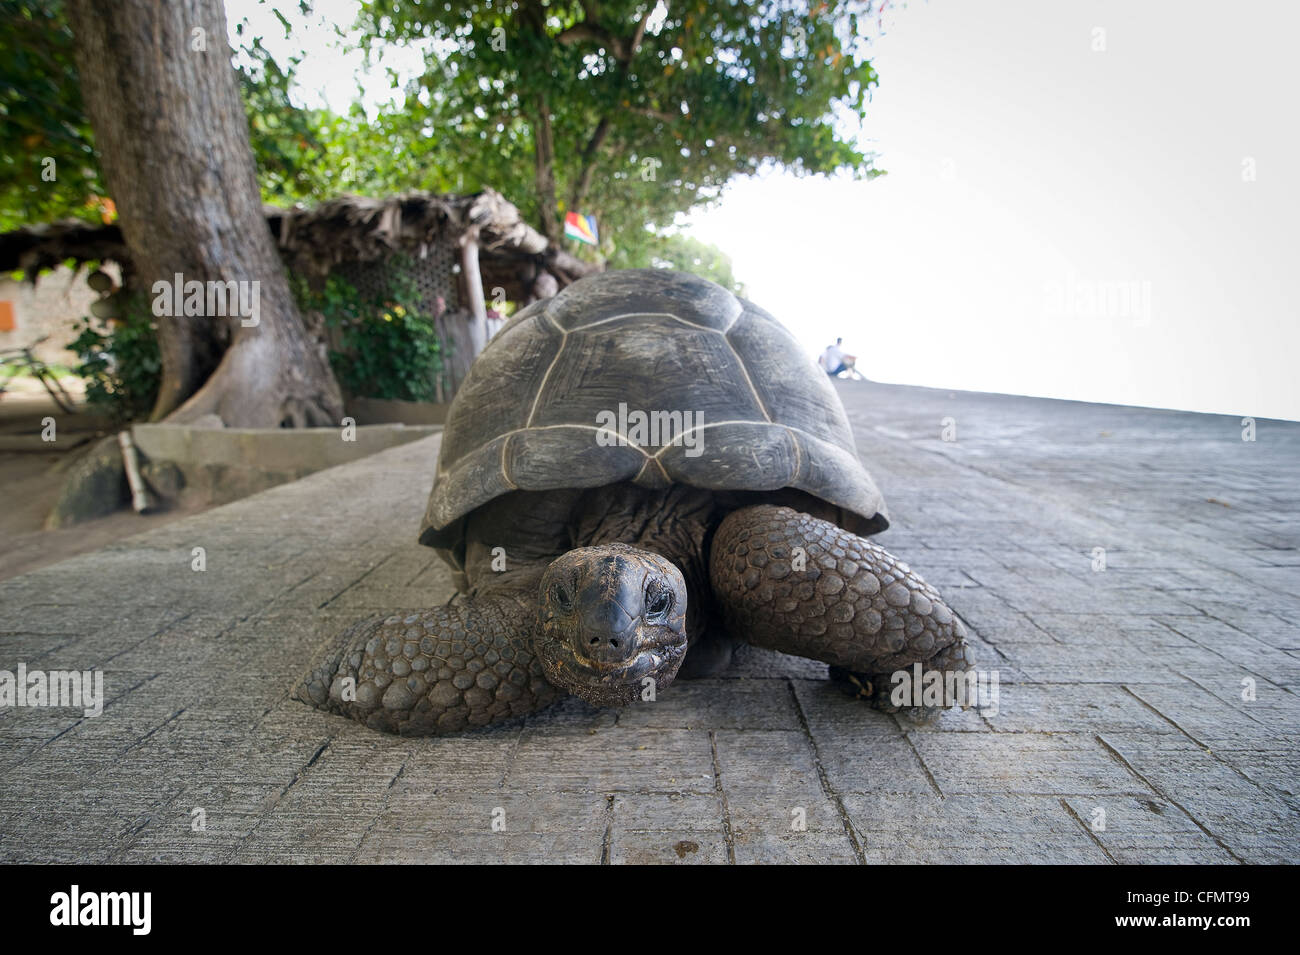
[{"left": 564, "top": 211, "right": 599, "bottom": 246}]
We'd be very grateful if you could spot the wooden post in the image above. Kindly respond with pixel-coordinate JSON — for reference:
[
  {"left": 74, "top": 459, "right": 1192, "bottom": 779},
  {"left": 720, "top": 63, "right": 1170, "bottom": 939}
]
[
  {"left": 117, "top": 429, "right": 153, "bottom": 514},
  {"left": 461, "top": 233, "right": 488, "bottom": 359}
]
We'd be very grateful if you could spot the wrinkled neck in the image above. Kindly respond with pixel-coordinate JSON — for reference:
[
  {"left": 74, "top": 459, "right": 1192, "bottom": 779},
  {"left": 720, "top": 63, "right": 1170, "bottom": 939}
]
[{"left": 570, "top": 484, "right": 717, "bottom": 640}]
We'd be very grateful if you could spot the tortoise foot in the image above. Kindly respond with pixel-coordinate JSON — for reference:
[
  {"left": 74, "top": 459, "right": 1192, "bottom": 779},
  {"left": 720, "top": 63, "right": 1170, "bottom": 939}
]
[
  {"left": 710, "top": 505, "right": 974, "bottom": 680},
  {"left": 827, "top": 666, "right": 944, "bottom": 724}
]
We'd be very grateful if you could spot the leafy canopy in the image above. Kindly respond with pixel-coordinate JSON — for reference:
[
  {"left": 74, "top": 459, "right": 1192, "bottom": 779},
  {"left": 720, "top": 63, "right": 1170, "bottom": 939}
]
[
  {"left": 0, "top": 0, "right": 105, "bottom": 228},
  {"left": 0, "top": 0, "right": 882, "bottom": 293},
  {"left": 355, "top": 0, "right": 881, "bottom": 271}
]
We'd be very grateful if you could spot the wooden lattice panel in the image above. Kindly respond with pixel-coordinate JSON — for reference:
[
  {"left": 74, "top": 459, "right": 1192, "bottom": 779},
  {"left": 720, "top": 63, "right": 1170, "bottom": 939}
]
[
  {"left": 334, "top": 244, "right": 460, "bottom": 314},
  {"left": 330, "top": 247, "right": 468, "bottom": 401}
]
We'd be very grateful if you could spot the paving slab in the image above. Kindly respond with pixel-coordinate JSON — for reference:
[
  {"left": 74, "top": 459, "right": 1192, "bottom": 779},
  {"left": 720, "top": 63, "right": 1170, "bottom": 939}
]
[{"left": 1, "top": 380, "right": 1297, "bottom": 863}]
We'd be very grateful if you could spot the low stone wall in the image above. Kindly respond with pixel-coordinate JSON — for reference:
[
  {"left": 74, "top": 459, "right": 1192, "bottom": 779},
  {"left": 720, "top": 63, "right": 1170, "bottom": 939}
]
[
  {"left": 344, "top": 396, "right": 450, "bottom": 426},
  {"left": 46, "top": 421, "right": 439, "bottom": 526},
  {"left": 130, "top": 421, "right": 440, "bottom": 508}
]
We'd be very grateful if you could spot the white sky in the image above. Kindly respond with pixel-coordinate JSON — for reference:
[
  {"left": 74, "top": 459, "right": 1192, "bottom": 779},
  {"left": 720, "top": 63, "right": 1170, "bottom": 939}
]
[{"left": 227, "top": 0, "right": 1299, "bottom": 420}]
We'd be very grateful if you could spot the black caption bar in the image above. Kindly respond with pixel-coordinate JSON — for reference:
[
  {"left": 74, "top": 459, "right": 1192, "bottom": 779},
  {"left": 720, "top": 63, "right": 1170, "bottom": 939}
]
[{"left": 6, "top": 863, "right": 1283, "bottom": 941}]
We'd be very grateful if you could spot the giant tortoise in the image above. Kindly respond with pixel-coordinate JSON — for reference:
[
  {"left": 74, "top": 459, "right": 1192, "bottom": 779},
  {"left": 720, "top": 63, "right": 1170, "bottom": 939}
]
[{"left": 296, "top": 269, "right": 971, "bottom": 734}]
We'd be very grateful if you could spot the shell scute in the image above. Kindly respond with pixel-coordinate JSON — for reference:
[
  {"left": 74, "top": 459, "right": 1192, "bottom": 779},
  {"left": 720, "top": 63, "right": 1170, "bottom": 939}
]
[{"left": 419, "top": 270, "right": 887, "bottom": 559}]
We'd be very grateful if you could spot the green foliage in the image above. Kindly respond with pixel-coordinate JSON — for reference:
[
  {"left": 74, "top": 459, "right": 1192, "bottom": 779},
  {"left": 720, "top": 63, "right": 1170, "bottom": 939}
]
[
  {"left": 68, "top": 293, "right": 161, "bottom": 423},
  {"left": 0, "top": 0, "right": 881, "bottom": 299},
  {"left": 357, "top": 0, "right": 882, "bottom": 271},
  {"left": 611, "top": 231, "right": 745, "bottom": 295},
  {"left": 0, "top": 0, "right": 106, "bottom": 230},
  {"left": 295, "top": 262, "right": 445, "bottom": 403},
  {"left": 236, "top": 26, "right": 327, "bottom": 204},
  {"left": 0, "top": 0, "right": 346, "bottom": 224}
]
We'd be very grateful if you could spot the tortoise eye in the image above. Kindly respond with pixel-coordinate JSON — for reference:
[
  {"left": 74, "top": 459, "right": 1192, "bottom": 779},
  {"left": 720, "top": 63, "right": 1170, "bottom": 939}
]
[
  {"left": 551, "top": 585, "right": 574, "bottom": 613},
  {"left": 645, "top": 583, "right": 672, "bottom": 618}
]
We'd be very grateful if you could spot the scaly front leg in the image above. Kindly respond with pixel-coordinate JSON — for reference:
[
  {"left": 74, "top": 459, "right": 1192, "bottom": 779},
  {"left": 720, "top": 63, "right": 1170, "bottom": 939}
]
[
  {"left": 709, "top": 505, "right": 974, "bottom": 710},
  {"left": 295, "top": 592, "right": 564, "bottom": 736}
]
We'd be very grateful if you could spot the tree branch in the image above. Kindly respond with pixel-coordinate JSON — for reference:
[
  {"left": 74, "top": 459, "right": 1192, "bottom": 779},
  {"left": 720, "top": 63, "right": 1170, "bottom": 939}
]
[
  {"left": 542, "top": 4, "right": 664, "bottom": 244},
  {"left": 628, "top": 6, "right": 653, "bottom": 58},
  {"left": 555, "top": 23, "right": 625, "bottom": 60},
  {"left": 628, "top": 106, "right": 678, "bottom": 123},
  {"left": 556, "top": 2, "right": 657, "bottom": 64},
  {"left": 531, "top": 92, "right": 560, "bottom": 244},
  {"left": 569, "top": 115, "right": 612, "bottom": 212}
]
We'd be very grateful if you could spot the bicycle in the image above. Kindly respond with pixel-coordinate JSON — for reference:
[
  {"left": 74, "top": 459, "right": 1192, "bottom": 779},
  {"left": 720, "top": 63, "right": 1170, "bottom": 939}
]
[{"left": 0, "top": 335, "right": 77, "bottom": 414}]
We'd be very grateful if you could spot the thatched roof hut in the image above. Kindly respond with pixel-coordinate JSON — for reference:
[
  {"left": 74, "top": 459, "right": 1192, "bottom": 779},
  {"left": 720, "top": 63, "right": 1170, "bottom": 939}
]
[
  {"left": 264, "top": 189, "right": 594, "bottom": 300},
  {"left": 0, "top": 189, "right": 598, "bottom": 398},
  {"left": 0, "top": 218, "right": 127, "bottom": 278},
  {"left": 1, "top": 188, "right": 593, "bottom": 297}
]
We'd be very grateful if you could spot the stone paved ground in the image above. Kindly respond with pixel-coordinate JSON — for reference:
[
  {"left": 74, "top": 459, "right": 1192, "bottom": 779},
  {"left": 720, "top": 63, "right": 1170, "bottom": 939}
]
[{"left": 1, "top": 380, "right": 1296, "bottom": 864}]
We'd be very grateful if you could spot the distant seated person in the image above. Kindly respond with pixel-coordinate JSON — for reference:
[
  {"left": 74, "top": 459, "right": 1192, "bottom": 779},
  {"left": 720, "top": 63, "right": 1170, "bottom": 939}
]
[{"left": 820, "top": 338, "right": 858, "bottom": 378}]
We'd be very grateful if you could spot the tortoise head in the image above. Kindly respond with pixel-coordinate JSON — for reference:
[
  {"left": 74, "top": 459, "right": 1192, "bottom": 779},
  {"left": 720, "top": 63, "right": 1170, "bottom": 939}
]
[{"left": 537, "top": 544, "right": 689, "bottom": 706}]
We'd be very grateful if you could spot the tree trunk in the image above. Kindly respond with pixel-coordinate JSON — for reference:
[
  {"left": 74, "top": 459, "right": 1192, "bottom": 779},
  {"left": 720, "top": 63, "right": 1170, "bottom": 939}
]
[
  {"left": 67, "top": 0, "right": 343, "bottom": 427},
  {"left": 532, "top": 92, "right": 561, "bottom": 246}
]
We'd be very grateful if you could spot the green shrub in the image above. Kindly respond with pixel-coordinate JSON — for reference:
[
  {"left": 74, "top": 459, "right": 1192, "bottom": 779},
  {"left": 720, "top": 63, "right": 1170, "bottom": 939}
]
[
  {"left": 297, "top": 259, "right": 445, "bottom": 403},
  {"left": 69, "top": 292, "right": 161, "bottom": 422},
  {"left": 67, "top": 257, "right": 446, "bottom": 421}
]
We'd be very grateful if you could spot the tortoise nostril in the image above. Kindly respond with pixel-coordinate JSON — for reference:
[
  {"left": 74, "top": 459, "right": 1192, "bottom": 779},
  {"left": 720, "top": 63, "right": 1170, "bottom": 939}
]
[{"left": 580, "top": 632, "right": 633, "bottom": 666}]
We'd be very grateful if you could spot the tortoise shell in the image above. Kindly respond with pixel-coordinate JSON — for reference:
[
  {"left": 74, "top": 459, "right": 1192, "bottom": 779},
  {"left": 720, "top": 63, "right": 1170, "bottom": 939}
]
[{"left": 419, "top": 269, "right": 888, "bottom": 564}]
